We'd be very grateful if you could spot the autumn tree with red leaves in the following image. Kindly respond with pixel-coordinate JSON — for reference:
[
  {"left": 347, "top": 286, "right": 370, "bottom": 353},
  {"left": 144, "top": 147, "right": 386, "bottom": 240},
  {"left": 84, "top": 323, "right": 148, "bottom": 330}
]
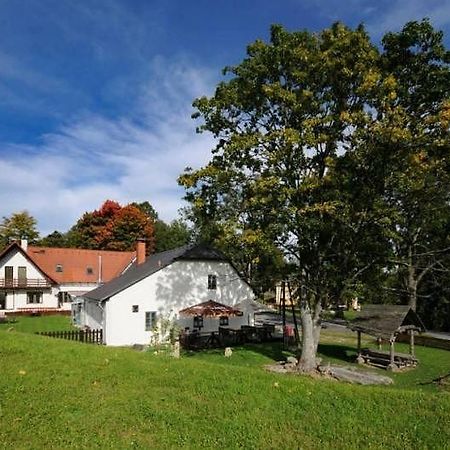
[{"left": 67, "top": 200, "right": 154, "bottom": 252}]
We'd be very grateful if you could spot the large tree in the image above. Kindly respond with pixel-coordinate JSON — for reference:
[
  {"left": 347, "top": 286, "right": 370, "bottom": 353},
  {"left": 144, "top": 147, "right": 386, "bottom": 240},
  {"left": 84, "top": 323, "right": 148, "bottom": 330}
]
[
  {"left": 180, "top": 23, "right": 387, "bottom": 371},
  {"left": 0, "top": 211, "right": 39, "bottom": 249},
  {"left": 378, "top": 20, "right": 450, "bottom": 311},
  {"left": 180, "top": 20, "right": 450, "bottom": 369},
  {"left": 68, "top": 200, "right": 155, "bottom": 252}
]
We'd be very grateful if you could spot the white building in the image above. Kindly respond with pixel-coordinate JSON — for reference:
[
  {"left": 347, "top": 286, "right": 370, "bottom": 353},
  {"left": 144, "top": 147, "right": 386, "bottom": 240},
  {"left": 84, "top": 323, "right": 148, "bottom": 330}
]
[
  {"left": 0, "top": 241, "right": 58, "bottom": 311},
  {"left": 0, "top": 240, "right": 136, "bottom": 312},
  {"left": 81, "top": 245, "right": 255, "bottom": 346}
]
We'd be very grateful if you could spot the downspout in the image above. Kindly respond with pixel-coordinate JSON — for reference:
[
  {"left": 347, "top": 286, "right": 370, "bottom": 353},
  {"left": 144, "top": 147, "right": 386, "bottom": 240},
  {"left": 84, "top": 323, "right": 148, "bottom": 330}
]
[
  {"left": 96, "top": 299, "right": 106, "bottom": 344},
  {"left": 98, "top": 256, "right": 102, "bottom": 284}
]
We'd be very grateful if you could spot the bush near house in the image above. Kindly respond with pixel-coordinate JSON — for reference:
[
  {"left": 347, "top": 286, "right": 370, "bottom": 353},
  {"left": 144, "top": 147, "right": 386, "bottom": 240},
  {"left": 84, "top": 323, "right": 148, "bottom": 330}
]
[{"left": 1, "top": 324, "right": 450, "bottom": 449}]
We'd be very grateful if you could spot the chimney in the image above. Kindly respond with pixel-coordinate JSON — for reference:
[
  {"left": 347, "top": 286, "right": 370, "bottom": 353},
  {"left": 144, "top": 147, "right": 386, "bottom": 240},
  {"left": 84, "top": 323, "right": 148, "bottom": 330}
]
[
  {"left": 136, "top": 239, "right": 146, "bottom": 265},
  {"left": 21, "top": 239, "right": 28, "bottom": 252}
]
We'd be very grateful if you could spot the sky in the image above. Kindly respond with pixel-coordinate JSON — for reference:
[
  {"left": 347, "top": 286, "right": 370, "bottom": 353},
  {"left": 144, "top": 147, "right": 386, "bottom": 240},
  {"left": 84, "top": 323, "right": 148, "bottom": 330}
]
[{"left": 0, "top": 0, "right": 449, "bottom": 235}]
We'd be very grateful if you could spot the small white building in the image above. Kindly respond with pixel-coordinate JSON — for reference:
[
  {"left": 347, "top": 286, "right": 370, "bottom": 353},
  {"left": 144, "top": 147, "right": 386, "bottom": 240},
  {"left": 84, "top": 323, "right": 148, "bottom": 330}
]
[{"left": 81, "top": 245, "right": 255, "bottom": 346}]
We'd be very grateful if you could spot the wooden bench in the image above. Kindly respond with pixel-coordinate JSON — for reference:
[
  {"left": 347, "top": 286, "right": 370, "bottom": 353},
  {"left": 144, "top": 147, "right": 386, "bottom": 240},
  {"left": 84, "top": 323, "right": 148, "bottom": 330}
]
[{"left": 359, "top": 348, "right": 418, "bottom": 370}]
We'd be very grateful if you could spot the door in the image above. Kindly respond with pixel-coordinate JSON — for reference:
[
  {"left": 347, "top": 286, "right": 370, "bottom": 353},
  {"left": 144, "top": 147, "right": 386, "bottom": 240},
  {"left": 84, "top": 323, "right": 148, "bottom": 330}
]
[
  {"left": 0, "top": 292, "right": 6, "bottom": 309},
  {"left": 4, "top": 266, "right": 13, "bottom": 287},
  {"left": 18, "top": 267, "right": 27, "bottom": 287}
]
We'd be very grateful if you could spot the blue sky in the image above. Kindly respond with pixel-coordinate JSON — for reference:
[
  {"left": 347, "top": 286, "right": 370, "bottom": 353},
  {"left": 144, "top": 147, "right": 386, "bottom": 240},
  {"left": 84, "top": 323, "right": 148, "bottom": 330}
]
[{"left": 0, "top": 0, "right": 449, "bottom": 235}]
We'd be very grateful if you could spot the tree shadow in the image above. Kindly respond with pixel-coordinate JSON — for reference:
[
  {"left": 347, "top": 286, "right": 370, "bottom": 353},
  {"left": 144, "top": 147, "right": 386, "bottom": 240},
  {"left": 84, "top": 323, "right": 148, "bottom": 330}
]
[
  {"left": 243, "top": 340, "right": 293, "bottom": 361},
  {"left": 318, "top": 343, "right": 357, "bottom": 363}
]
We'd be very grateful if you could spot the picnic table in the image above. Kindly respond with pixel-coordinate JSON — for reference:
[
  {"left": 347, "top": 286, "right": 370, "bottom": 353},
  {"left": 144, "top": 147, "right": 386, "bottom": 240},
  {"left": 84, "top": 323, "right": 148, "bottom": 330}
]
[{"left": 359, "top": 347, "right": 418, "bottom": 370}]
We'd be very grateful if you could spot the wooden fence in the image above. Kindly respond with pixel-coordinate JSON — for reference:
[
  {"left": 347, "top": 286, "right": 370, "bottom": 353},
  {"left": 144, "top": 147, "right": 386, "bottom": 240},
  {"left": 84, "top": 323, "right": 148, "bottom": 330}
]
[
  {"left": 397, "top": 333, "right": 450, "bottom": 351},
  {"left": 36, "top": 329, "right": 103, "bottom": 344}
]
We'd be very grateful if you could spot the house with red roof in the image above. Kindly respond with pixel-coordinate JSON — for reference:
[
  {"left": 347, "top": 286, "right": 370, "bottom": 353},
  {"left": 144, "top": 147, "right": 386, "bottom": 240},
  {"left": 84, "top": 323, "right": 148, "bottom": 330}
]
[{"left": 0, "top": 239, "right": 138, "bottom": 313}]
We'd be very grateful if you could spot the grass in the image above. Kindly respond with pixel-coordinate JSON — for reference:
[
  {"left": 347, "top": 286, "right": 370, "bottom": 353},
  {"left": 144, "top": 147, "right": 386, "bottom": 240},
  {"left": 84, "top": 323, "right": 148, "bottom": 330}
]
[
  {"left": 0, "top": 313, "right": 74, "bottom": 333},
  {"left": 1, "top": 317, "right": 450, "bottom": 449}
]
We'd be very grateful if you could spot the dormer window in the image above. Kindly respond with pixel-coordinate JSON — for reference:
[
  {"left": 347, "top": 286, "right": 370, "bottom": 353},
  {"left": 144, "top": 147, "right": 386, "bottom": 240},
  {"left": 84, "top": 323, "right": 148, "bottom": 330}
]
[
  {"left": 55, "top": 264, "right": 63, "bottom": 273},
  {"left": 208, "top": 274, "right": 217, "bottom": 290},
  {"left": 86, "top": 267, "right": 94, "bottom": 275}
]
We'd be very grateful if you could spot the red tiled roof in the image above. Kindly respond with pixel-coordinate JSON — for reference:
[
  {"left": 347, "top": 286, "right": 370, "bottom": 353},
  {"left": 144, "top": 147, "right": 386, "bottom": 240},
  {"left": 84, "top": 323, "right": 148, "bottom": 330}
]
[{"left": 27, "top": 246, "right": 136, "bottom": 284}]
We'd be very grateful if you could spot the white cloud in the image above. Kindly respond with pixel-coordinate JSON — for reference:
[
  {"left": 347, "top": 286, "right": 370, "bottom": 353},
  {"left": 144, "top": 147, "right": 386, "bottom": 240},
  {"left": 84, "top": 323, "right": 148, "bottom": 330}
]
[
  {"left": 366, "top": 0, "right": 450, "bottom": 39},
  {"left": 0, "top": 56, "right": 218, "bottom": 235}
]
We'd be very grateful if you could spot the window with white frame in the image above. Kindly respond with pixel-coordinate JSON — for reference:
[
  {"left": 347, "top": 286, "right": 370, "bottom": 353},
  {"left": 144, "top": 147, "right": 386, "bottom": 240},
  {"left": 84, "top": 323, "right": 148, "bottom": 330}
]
[
  {"left": 145, "top": 311, "right": 157, "bottom": 331},
  {"left": 27, "top": 292, "right": 43, "bottom": 304},
  {"left": 208, "top": 274, "right": 217, "bottom": 290}
]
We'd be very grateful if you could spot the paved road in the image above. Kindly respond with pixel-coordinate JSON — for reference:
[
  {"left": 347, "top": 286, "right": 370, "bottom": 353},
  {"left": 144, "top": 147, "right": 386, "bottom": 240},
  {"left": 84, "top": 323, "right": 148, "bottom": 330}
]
[
  {"left": 255, "top": 311, "right": 450, "bottom": 340},
  {"left": 255, "top": 311, "right": 352, "bottom": 333}
]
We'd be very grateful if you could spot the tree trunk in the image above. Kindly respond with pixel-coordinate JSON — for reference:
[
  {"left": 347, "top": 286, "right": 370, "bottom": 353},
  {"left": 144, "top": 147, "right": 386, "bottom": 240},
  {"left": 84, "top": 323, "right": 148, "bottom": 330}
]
[
  {"left": 407, "top": 245, "right": 418, "bottom": 311},
  {"left": 297, "top": 299, "right": 322, "bottom": 372}
]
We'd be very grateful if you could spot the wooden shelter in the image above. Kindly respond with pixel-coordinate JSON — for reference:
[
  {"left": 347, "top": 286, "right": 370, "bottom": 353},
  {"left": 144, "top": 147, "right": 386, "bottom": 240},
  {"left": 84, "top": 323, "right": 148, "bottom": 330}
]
[
  {"left": 179, "top": 300, "right": 243, "bottom": 318},
  {"left": 348, "top": 305, "right": 426, "bottom": 371}
]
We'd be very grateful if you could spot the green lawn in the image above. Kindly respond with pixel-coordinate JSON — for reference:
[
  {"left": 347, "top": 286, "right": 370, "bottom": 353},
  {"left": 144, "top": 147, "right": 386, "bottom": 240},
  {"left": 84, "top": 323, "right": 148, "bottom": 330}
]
[
  {"left": 0, "top": 313, "right": 74, "bottom": 333},
  {"left": 0, "top": 318, "right": 449, "bottom": 449}
]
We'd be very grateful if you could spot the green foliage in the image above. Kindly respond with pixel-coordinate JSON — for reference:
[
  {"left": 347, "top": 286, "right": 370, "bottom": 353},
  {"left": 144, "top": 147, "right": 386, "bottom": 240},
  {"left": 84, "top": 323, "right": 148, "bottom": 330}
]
[
  {"left": 36, "top": 230, "right": 68, "bottom": 248},
  {"left": 0, "top": 211, "right": 39, "bottom": 249},
  {"left": 153, "top": 219, "right": 191, "bottom": 253}
]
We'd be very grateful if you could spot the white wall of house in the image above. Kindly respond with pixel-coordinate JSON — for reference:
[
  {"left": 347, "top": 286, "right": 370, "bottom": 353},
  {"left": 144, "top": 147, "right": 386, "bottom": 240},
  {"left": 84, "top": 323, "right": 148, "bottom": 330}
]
[
  {"left": 0, "top": 247, "right": 58, "bottom": 310},
  {"left": 1, "top": 289, "right": 58, "bottom": 310},
  {"left": 58, "top": 282, "right": 100, "bottom": 311},
  {"left": 102, "top": 260, "right": 255, "bottom": 346},
  {"left": 83, "top": 299, "right": 104, "bottom": 329},
  {"left": 0, "top": 248, "right": 47, "bottom": 280}
]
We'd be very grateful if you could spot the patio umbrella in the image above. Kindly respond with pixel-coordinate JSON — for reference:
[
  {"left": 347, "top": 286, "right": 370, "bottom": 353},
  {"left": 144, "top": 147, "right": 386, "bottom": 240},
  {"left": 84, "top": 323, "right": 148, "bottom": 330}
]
[{"left": 179, "top": 300, "right": 242, "bottom": 317}]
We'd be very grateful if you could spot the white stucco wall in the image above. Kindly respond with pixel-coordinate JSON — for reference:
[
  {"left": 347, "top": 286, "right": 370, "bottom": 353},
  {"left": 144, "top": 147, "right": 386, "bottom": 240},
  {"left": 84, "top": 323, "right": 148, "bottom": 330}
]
[
  {"left": 0, "top": 248, "right": 58, "bottom": 310},
  {"left": 0, "top": 248, "right": 48, "bottom": 280},
  {"left": 103, "top": 260, "right": 255, "bottom": 346},
  {"left": 83, "top": 300, "right": 104, "bottom": 329},
  {"left": 1, "top": 289, "right": 58, "bottom": 310}
]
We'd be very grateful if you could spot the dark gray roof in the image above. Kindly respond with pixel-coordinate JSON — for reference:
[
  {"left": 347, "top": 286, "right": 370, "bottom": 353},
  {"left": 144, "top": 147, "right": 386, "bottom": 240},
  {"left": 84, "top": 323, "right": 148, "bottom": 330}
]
[
  {"left": 348, "top": 304, "right": 426, "bottom": 339},
  {"left": 84, "top": 244, "right": 228, "bottom": 301}
]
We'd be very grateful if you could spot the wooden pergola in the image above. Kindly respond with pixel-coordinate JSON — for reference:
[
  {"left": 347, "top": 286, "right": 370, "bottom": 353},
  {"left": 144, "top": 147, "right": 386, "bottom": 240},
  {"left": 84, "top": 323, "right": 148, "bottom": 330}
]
[{"left": 348, "top": 305, "right": 426, "bottom": 371}]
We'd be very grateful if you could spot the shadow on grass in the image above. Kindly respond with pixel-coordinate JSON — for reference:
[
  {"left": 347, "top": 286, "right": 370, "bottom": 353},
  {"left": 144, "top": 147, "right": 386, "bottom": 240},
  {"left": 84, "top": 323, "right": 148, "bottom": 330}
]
[
  {"left": 243, "top": 340, "right": 292, "bottom": 361},
  {"left": 181, "top": 339, "right": 291, "bottom": 362},
  {"left": 318, "top": 343, "right": 357, "bottom": 363}
]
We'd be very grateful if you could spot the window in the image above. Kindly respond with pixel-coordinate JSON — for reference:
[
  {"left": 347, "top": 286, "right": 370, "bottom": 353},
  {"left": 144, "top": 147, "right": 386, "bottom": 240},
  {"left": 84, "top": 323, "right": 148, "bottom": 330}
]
[
  {"left": 145, "top": 311, "right": 157, "bottom": 331},
  {"left": 208, "top": 274, "right": 217, "bottom": 290},
  {"left": 27, "top": 292, "right": 43, "bottom": 304},
  {"left": 219, "top": 316, "right": 229, "bottom": 326},
  {"left": 193, "top": 316, "right": 204, "bottom": 329},
  {"left": 132, "top": 305, "right": 139, "bottom": 313},
  {"left": 0, "top": 292, "right": 6, "bottom": 309},
  {"left": 55, "top": 264, "right": 63, "bottom": 273},
  {"left": 58, "top": 292, "right": 72, "bottom": 304},
  {"left": 86, "top": 267, "right": 94, "bottom": 275}
]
